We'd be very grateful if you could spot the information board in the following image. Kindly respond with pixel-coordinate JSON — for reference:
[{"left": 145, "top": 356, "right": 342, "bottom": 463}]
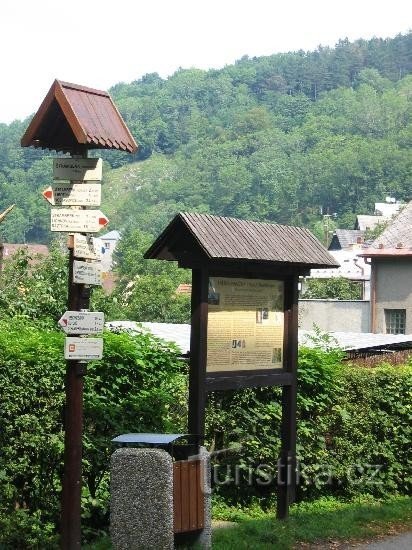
[{"left": 207, "top": 277, "right": 284, "bottom": 372}]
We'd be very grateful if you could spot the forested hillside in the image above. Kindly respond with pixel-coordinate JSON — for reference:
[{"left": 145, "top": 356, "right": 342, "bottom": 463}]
[{"left": 0, "top": 33, "right": 411, "bottom": 243}]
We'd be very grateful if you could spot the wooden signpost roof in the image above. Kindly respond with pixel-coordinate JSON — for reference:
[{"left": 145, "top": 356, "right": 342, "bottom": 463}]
[
  {"left": 21, "top": 80, "right": 137, "bottom": 153},
  {"left": 145, "top": 212, "right": 339, "bottom": 270}
]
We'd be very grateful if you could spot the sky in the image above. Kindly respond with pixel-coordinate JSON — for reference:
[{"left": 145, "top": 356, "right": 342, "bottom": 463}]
[{"left": 1, "top": 0, "right": 411, "bottom": 124}]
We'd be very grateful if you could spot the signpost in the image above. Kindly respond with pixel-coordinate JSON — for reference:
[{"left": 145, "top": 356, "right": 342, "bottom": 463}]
[
  {"left": 21, "top": 78, "right": 138, "bottom": 549},
  {"left": 51, "top": 209, "right": 109, "bottom": 233},
  {"left": 64, "top": 337, "right": 103, "bottom": 360},
  {"left": 43, "top": 183, "right": 101, "bottom": 206}
]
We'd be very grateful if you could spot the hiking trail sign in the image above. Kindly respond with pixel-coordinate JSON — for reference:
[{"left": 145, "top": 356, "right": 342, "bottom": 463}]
[
  {"left": 53, "top": 157, "right": 103, "bottom": 181},
  {"left": 42, "top": 182, "right": 101, "bottom": 206},
  {"left": 73, "top": 260, "right": 102, "bottom": 285},
  {"left": 64, "top": 337, "right": 103, "bottom": 360},
  {"left": 50, "top": 208, "right": 109, "bottom": 233},
  {"left": 73, "top": 234, "right": 103, "bottom": 260},
  {"left": 58, "top": 311, "right": 105, "bottom": 334}
]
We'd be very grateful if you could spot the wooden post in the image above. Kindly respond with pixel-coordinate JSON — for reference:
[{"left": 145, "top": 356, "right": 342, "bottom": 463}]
[
  {"left": 277, "top": 274, "right": 298, "bottom": 519},
  {"left": 188, "top": 268, "right": 209, "bottom": 447},
  {"left": 61, "top": 150, "right": 89, "bottom": 549}
]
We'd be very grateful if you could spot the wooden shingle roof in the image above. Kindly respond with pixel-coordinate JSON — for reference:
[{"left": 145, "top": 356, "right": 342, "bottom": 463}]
[
  {"left": 21, "top": 80, "right": 137, "bottom": 154},
  {"left": 145, "top": 213, "right": 339, "bottom": 269}
]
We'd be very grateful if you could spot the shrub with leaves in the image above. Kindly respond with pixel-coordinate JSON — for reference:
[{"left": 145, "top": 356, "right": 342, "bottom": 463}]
[
  {"left": 0, "top": 319, "right": 186, "bottom": 547},
  {"left": 206, "top": 348, "right": 411, "bottom": 506}
]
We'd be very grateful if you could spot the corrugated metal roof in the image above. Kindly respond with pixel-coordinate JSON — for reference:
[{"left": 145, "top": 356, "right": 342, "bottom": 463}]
[
  {"left": 21, "top": 80, "right": 137, "bottom": 154},
  {"left": 146, "top": 212, "right": 339, "bottom": 268},
  {"left": 106, "top": 321, "right": 412, "bottom": 355},
  {"left": 299, "top": 331, "right": 412, "bottom": 351}
]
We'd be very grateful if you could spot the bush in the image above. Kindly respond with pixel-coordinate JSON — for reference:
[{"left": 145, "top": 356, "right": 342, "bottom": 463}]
[
  {"left": 0, "top": 319, "right": 186, "bottom": 547},
  {"left": 206, "top": 348, "right": 412, "bottom": 505},
  {"left": 0, "top": 320, "right": 411, "bottom": 546}
]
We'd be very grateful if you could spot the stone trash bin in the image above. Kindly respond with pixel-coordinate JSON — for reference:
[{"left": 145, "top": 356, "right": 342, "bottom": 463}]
[{"left": 110, "top": 434, "right": 211, "bottom": 549}]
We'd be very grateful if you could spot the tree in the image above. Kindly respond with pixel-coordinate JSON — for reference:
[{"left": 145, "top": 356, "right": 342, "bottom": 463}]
[
  {"left": 112, "top": 227, "right": 191, "bottom": 323},
  {"left": 301, "top": 277, "right": 362, "bottom": 300}
]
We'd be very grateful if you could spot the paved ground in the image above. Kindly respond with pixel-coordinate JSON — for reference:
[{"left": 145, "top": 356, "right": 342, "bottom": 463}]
[{"left": 356, "top": 532, "right": 412, "bottom": 549}]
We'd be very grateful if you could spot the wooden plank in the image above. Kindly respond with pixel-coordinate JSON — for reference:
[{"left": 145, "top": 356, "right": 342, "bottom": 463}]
[
  {"left": 196, "top": 461, "right": 205, "bottom": 529},
  {"left": 173, "top": 462, "right": 182, "bottom": 533},
  {"left": 180, "top": 462, "right": 190, "bottom": 533},
  {"left": 189, "top": 462, "right": 198, "bottom": 531}
]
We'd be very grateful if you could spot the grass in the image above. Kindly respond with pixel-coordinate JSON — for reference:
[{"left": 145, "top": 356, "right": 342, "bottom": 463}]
[
  {"left": 85, "top": 495, "right": 412, "bottom": 549},
  {"left": 212, "top": 495, "right": 412, "bottom": 549}
]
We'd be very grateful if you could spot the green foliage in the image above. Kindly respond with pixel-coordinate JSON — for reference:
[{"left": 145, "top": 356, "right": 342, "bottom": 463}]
[
  {"left": 0, "top": 244, "right": 68, "bottom": 327},
  {"left": 301, "top": 277, "right": 363, "bottom": 299},
  {"left": 1, "top": 34, "right": 412, "bottom": 244},
  {"left": 0, "top": 318, "right": 186, "bottom": 546},
  {"left": 111, "top": 227, "right": 191, "bottom": 323},
  {"left": 364, "top": 220, "right": 389, "bottom": 241},
  {"left": 206, "top": 348, "right": 411, "bottom": 506},
  {"left": 0, "top": 321, "right": 410, "bottom": 546}
]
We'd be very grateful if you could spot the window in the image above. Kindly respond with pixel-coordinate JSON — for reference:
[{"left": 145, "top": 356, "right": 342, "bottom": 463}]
[{"left": 385, "top": 309, "right": 406, "bottom": 334}]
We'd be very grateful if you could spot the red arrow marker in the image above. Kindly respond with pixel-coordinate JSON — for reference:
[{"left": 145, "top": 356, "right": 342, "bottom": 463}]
[
  {"left": 99, "top": 216, "right": 109, "bottom": 228},
  {"left": 42, "top": 187, "right": 54, "bottom": 204}
]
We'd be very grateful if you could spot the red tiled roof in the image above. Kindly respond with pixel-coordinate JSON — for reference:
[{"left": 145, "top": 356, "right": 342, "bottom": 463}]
[
  {"left": 1, "top": 243, "right": 49, "bottom": 257},
  {"left": 21, "top": 80, "right": 138, "bottom": 154},
  {"left": 359, "top": 248, "right": 412, "bottom": 258}
]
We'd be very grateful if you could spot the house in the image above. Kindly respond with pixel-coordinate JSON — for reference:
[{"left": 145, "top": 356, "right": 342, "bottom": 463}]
[
  {"left": 303, "top": 247, "right": 371, "bottom": 299},
  {"left": 100, "top": 230, "right": 121, "bottom": 272},
  {"left": 355, "top": 199, "right": 402, "bottom": 231},
  {"left": 359, "top": 201, "right": 412, "bottom": 334},
  {"left": 328, "top": 229, "right": 365, "bottom": 251}
]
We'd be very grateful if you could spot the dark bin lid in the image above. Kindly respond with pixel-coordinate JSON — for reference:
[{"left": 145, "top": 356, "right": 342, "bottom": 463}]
[{"left": 112, "top": 433, "right": 187, "bottom": 445}]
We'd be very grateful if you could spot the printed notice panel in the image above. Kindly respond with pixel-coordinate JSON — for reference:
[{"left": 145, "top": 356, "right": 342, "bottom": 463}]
[{"left": 207, "top": 277, "right": 284, "bottom": 372}]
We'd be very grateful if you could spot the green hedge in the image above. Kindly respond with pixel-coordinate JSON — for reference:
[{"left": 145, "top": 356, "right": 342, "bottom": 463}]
[
  {"left": 0, "top": 319, "right": 186, "bottom": 547},
  {"left": 0, "top": 319, "right": 411, "bottom": 546},
  {"left": 207, "top": 347, "right": 412, "bottom": 506}
]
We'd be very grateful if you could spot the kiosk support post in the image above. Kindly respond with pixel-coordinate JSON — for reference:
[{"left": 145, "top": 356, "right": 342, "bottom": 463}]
[
  {"left": 277, "top": 274, "right": 298, "bottom": 519},
  {"left": 188, "top": 268, "right": 209, "bottom": 446}
]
